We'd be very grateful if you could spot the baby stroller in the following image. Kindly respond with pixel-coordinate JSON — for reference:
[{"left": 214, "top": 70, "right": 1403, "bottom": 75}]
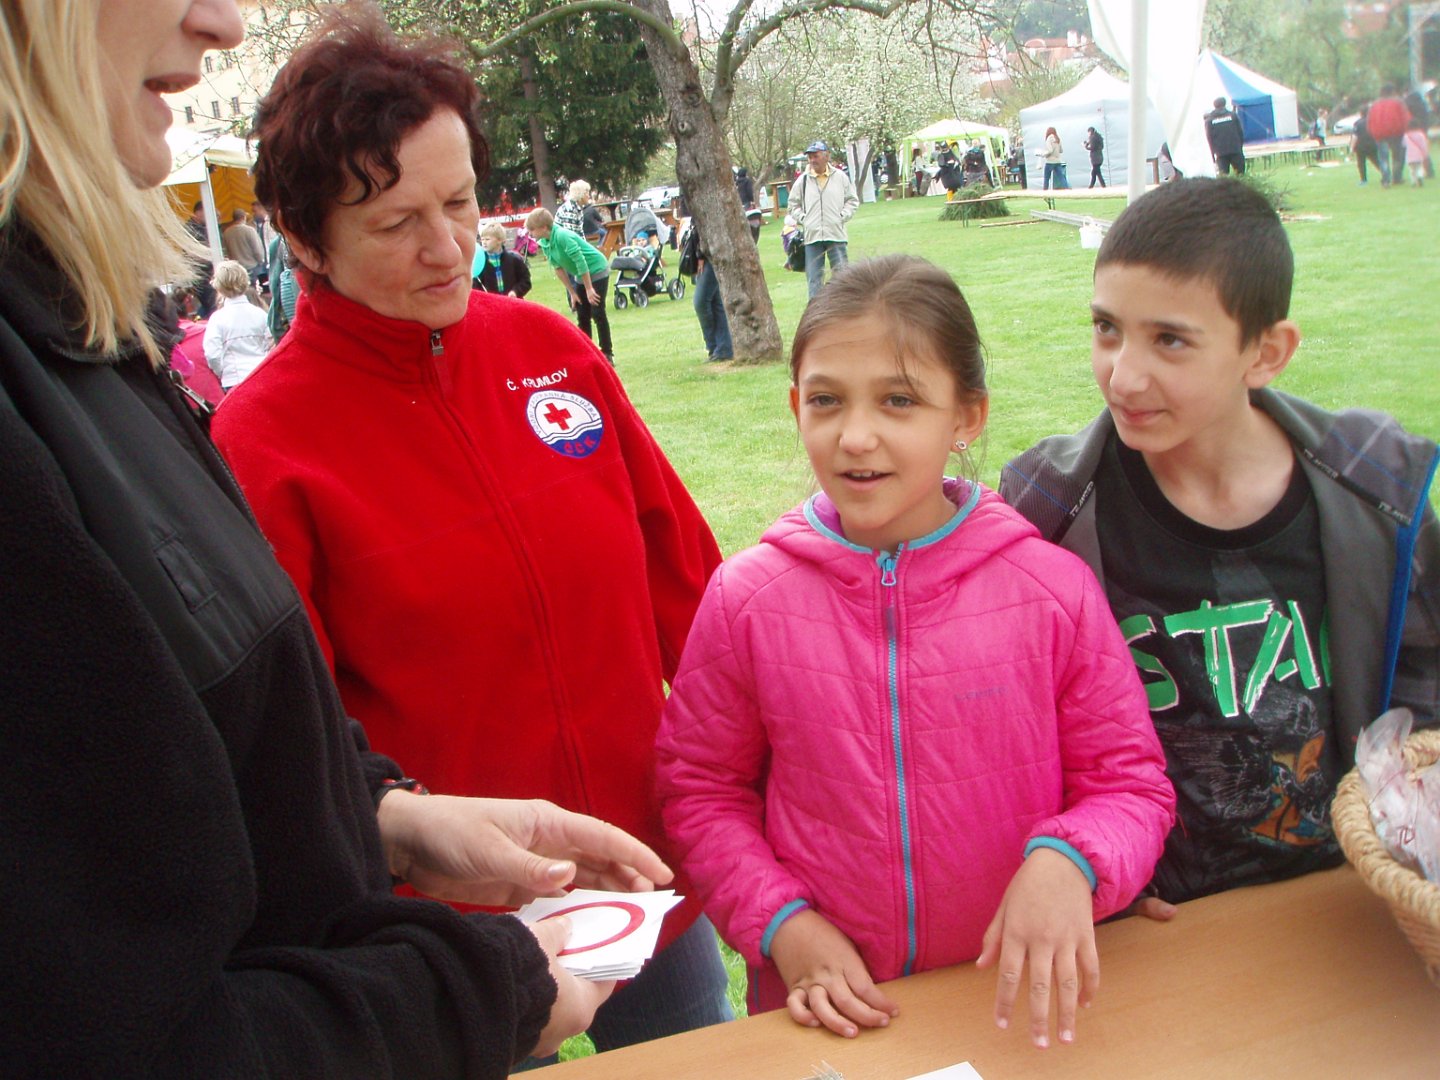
[
  {"left": 611, "top": 244, "right": 684, "bottom": 308},
  {"left": 611, "top": 206, "right": 684, "bottom": 309}
]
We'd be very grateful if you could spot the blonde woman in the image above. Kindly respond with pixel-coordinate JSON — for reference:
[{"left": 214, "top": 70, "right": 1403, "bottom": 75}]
[
  {"left": 555, "top": 176, "right": 588, "bottom": 234},
  {"left": 0, "top": 1, "right": 667, "bottom": 1071},
  {"left": 202, "top": 259, "right": 272, "bottom": 389}
]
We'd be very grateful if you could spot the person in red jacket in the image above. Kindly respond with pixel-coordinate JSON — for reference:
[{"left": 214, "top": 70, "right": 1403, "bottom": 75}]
[
  {"left": 212, "top": 4, "right": 732, "bottom": 1059},
  {"left": 1365, "top": 85, "right": 1412, "bottom": 187}
]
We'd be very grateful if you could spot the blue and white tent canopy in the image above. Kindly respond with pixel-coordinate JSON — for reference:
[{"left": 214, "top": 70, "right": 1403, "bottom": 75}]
[{"left": 1194, "top": 50, "right": 1300, "bottom": 142}]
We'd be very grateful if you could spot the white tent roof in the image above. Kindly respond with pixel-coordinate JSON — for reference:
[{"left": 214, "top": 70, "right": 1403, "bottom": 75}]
[
  {"left": 909, "top": 118, "right": 1008, "bottom": 142},
  {"left": 162, "top": 127, "right": 256, "bottom": 186},
  {"left": 1042, "top": 67, "right": 1132, "bottom": 110},
  {"left": 1017, "top": 67, "right": 1165, "bottom": 189}
]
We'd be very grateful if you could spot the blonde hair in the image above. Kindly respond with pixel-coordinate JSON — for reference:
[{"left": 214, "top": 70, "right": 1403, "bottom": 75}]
[
  {"left": 524, "top": 207, "right": 553, "bottom": 232},
  {"left": 212, "top": 260, "right": 250, "bottom": 298},
  {"left": 567, "top": 179, "right": 590, "bottom": 201},
  {"left": 0, "top": 0, "right": 202, "bottom": 364},
  {"left": 479, "top": 222, "right": 507, "bottom": 244}
]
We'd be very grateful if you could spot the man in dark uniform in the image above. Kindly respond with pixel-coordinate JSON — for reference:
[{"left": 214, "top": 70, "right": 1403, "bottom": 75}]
[{"left": 1204, "top": 96, "right": 1246, "bottom": 175}]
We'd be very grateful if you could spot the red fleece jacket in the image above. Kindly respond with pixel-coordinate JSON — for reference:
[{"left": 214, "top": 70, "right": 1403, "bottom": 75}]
[{"left": 213, "top": 284, "right": 720, "bottom": 945}]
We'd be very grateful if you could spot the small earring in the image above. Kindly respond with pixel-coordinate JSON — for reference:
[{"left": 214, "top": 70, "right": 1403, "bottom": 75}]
[{"left": 952, "top": 439, "right": 968, "bottom": 452}]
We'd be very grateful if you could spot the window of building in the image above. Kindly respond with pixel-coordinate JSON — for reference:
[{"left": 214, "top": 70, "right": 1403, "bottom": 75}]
[
  {"left": 184, "top": 106, "right": 194, "bottom": 124},
  {"left": 221, "top": 51, "right": 234, "bottom": 70},
  {"left": 211, "top": 100, "right": 221, "bottom": 119},
  {"left": 231, "top": 97, "right": 241, "bottom": 116},
  {"left": 204, "top": 56, "right": 213, "bottom": 74}
]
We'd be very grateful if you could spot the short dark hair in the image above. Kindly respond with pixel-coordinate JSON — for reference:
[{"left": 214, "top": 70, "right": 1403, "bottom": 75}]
[
  {"left": 1213, "top": 96, "right": 1226, "bottom": 109},
  {"left": 252, "top": 0, "right": 488, "bottom": 260},
  {"left": 1094, "top": 178, "right": 1292, "bottom": 346}
]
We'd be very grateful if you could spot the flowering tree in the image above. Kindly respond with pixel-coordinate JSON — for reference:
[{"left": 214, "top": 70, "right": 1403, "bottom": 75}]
[
  {"left": 251, "top": 0, "right": 1008, "bottom": 362},
  {"left": 794, "top": 10, "right": 992, "bottom": 183}
]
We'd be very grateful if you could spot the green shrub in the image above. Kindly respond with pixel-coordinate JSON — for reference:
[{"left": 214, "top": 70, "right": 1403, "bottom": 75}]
[
  {"left": 938, "top": 185, "right": 1011, "bottom": 221},
  {"left": 1234, "top": 169, "right": 1294, "bottom": 212}
]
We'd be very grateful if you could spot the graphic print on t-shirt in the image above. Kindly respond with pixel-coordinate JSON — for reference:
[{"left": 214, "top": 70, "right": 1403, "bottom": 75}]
[{"left": 1096, "top": 438, "right": 1343, "bottom": 901}]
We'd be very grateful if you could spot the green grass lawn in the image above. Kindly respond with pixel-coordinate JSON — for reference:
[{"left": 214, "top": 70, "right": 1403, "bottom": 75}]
[
  {"left": 534, "top": 161, "right": 1439, "bottom": 556},
  {"left": 544, "top": 160, "right": 1438, "bottom": 1058}
]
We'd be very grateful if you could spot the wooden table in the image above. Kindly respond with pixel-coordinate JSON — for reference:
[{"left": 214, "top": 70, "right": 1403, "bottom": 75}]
[{"left": 537, "top": 867, "right": 1440, "bottom": 1078}]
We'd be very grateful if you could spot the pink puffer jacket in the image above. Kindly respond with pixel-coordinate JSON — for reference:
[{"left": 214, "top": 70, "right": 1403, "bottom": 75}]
[{"left": 656, "top": 481, "right": 1175, "bottom": 1010}]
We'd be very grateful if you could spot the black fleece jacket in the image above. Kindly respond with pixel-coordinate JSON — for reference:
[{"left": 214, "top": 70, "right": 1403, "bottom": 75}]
[{"left": 0, "top": 228, "right": 554, "bottom": 1078}]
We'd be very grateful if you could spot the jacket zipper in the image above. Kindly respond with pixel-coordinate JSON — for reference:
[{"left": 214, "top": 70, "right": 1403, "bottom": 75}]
[
  {"left": 417, "top": 326, "right": 591, "bottom": 810},
  {"left": 880, "top": 549, "right": 919, "bottom": 976}
]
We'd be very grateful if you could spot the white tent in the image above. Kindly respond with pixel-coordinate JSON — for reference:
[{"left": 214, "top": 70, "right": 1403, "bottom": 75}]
[
  {"left": 162, "top": 127, "right": 255, "bottom": 186},
  {"left": 1018, "top": 67, "right": 1165, "bottom": 189},
  {"left": 908, "top": 118, "right": 1009, "bottom": 143},
  {"left": 162, "top": 127, "right": 258, "bottom": 264}
]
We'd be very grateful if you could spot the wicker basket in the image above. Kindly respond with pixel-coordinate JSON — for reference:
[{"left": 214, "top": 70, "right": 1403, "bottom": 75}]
[{"left": 1332, "top": 727, "right": 1440, "bottom": 988}]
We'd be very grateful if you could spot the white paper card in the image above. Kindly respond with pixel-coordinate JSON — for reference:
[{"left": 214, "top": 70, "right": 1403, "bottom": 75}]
[
  {"left": 904, "top": 1064, "right": 984, "bottom": 1080},
  {"left": 513, "top": 889, "right": 683, "bottom": 981}
]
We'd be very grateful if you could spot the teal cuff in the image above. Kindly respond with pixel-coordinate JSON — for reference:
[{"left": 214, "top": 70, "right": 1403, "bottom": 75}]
[
  {"left": 1024, "top": 837, "right": 1098, "bottom": 892},
  {"left": 759, "top": 899, "right": 810, "bottom": 958}
]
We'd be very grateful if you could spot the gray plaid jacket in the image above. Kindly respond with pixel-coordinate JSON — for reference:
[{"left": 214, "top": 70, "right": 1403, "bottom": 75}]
[{"left": 999, "top": 388, "right": 1440, "bottom": 765}]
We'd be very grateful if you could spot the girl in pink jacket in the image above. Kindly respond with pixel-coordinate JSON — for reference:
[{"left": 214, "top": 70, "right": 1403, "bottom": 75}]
[{"left": 656, "top": 256, "right": 1175, "bottom": 1050}]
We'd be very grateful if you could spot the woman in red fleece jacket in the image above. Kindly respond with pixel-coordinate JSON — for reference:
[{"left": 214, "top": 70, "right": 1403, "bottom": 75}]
[{"left": 211, "top": 5, "right": 731, "bottom": 1056}]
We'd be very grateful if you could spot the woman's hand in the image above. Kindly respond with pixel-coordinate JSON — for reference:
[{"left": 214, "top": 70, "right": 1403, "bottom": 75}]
[
  {"left": 976, "top": 848, "right": 1098, "bottom": 1049},
  {"left": 527, "top": 915, "right": 615, "bottom": 1057},
  {"left": 377, "top": 792, "right": 673, "bottom": 907},
  {"left": 769, "top": 909, "right": 898, "bottom": 1038},
  {"left": 584, "top": 285, "right": 601, "bottom": 306}
]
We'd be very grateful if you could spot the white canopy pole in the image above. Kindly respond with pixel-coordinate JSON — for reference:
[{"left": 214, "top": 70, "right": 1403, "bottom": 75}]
[
  {"left": 199, "top": 174, "right": 223, "bottom": 265},
  {"left": 1127, "top": 0, "right": 1148, "bottom": 203}
]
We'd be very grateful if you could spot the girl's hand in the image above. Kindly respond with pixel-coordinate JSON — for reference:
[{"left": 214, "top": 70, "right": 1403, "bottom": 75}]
[
  {"left": 769, "top": 909, "right": 898, "bottom": 1038},
  {"left": 976, "top": 848, "right": 1098, "bottom": 1049},
  {"left": 566, "top": 291, "right": 579, "bottom": 311},
  {"left": 585, "top": 285, "right": 601, "bottom": 306}
]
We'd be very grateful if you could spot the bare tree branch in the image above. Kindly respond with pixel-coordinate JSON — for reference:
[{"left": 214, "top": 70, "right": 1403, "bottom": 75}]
[
  {"left": 467, "top": 0, "right": 688, "bottom": 62},
  {"left": 728, "top": 0, "right": 907, "bottom": 77}
]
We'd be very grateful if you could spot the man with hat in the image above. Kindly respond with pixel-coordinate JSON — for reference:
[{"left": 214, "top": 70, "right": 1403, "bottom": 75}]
[{"left": 789, "top": 139, "right": 859, "bottom": 297}]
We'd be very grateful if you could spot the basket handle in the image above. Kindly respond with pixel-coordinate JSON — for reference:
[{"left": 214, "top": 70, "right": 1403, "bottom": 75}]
[{"left": 1380, "top": 444, "right": 1440, "bottom": 712}]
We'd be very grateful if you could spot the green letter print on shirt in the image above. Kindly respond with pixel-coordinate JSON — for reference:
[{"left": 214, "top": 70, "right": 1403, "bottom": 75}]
[{"left": 1121, "top": 601, "right": 1330, "bottom": 718}]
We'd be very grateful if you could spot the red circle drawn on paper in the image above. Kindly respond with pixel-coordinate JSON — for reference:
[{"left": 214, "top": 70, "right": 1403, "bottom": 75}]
[{"left": 538, "top": 901, "right": 646, "bottom": 956}]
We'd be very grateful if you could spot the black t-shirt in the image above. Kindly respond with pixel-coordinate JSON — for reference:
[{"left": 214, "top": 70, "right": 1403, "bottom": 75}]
[{"left": 1096, "top": 436, "right": 1344, "bottom": 903}]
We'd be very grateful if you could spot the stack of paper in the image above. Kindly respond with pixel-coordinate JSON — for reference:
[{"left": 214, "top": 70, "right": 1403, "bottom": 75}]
[{"left": 513, "top": 889, "right": 683, "bottom": 981}]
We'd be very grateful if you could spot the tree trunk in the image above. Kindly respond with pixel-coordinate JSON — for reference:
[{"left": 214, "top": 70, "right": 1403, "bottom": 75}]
[
  {"left": 518, "top": 53, "right": 557, "bottom": 211},
  {"left": 631, "top": 0, "right": 783, "bottom": 364}
]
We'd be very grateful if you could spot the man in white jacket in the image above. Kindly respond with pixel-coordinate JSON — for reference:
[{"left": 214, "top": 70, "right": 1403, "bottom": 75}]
[{"left": 789, "top": 140, "right": 858, "bottom": 297}]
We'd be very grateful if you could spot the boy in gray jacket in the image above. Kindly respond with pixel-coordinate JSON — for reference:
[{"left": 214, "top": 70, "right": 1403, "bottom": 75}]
[{"left": 1001, "top": 178, "right": 1438, "bottom": 913}]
